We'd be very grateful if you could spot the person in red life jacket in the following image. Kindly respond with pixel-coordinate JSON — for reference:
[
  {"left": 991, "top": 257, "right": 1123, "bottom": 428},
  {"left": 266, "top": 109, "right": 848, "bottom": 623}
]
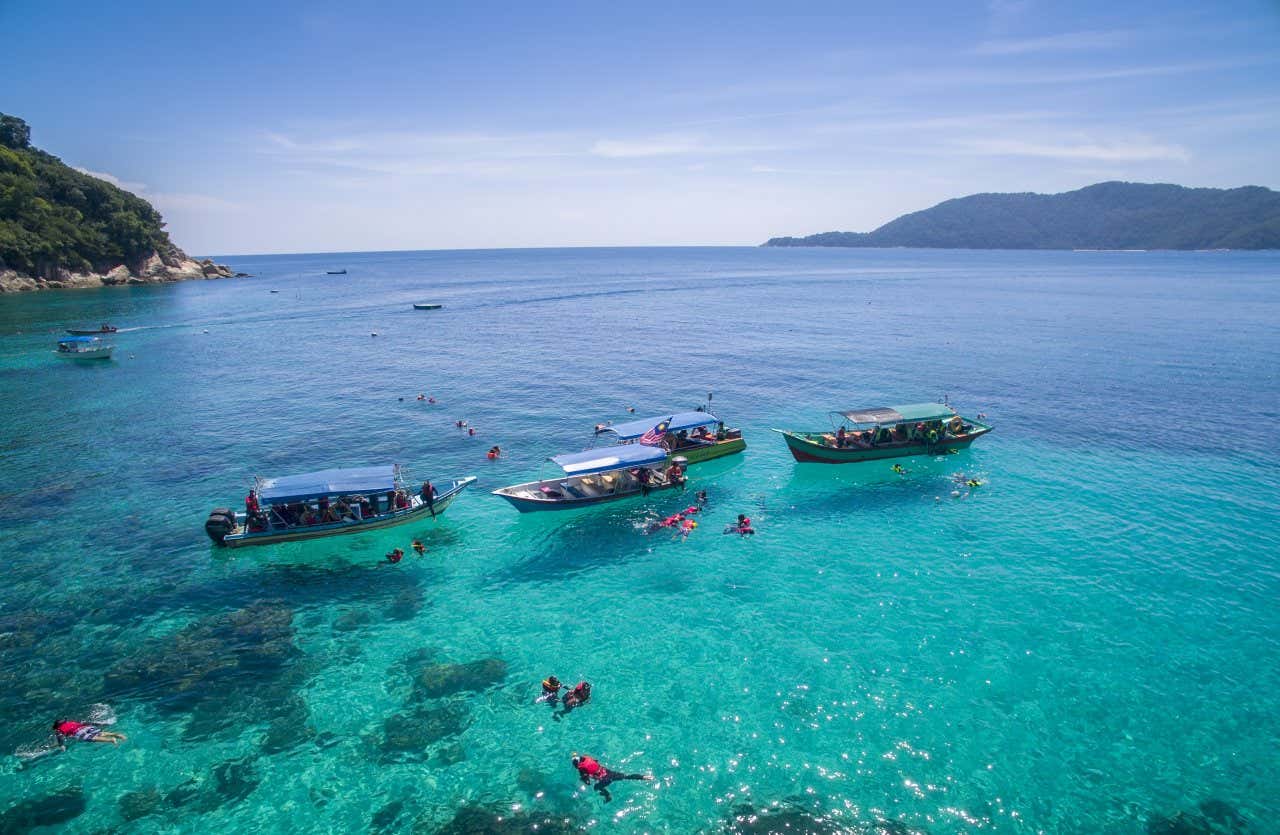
[
  {"left": 245, "top": 490, "right": 260, "bottom": 516},
  {"left": 487, "top": 445, "right": 501, "bottom": 460},
  {"left": 725, "top": 514, "right": 755, "bottom": 536},
  {"left": 412, "top": 539, "right": 426, "bottom": 556},
  {"left": 571, "top": 753, "right": 652, "bottom": 802},
  {"left": 667, "top": 461, "right": 685, "bottom": 490},
  {"left": 52, "top": 719, "right": 126, "bottom": 749},
  {"left": 386, "top": 547, "right": 404, "bottom": 564},
  {"left": 560, "top": 681, "right": 592, "bottom": 713},
  {"left": 537, "top": 675, "right": 562, "bottom": 704}
]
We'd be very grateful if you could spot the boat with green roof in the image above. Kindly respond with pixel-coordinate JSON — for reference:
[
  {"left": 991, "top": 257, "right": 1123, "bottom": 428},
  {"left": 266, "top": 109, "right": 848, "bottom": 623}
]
[{"left": 774, "top": 402, "right": 991, "bottom": 463}]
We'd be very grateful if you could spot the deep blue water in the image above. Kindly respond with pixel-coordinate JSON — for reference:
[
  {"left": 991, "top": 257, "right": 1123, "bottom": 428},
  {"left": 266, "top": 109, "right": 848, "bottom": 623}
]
[{"left": 0, "top": 247, "right": 1277, "bottom": 833}]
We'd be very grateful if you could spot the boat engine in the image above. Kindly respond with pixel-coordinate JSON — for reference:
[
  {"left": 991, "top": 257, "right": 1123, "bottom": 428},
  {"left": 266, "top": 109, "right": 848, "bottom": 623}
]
[{"left": 204, "top": 508, "right": 236, "bottom": 545}]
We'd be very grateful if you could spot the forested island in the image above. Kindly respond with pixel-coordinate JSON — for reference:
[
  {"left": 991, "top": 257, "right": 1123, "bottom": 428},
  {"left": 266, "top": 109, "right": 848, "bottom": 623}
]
[
  {"left": 0, "top": 113, "right": 238, "bottom": 292},
  {"left": 764, "top": 182, "right": 1280, "bottom": 250}
]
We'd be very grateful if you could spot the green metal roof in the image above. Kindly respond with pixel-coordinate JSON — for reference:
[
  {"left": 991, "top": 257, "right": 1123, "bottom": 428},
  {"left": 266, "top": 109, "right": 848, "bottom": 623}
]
[{"left": 837, "top": 403, "right": 955, "bottom": 425}]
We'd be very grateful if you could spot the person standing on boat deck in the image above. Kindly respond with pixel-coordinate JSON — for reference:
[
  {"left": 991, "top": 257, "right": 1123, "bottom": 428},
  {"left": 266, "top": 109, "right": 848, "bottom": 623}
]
[
  {"left": 420, "top": 481, "right": 436, "bottom": 517},
  {"left": 245, "top": 490, "right": 260, "bottom": 517},
  {"left": 637, "top": 467, "right": 652, "bottom": 496},
  {"left": 836, "top": 426, "right": 847, "bottom": 448},
  {"left": 716, "top": 422, "right": 727, "bottom": 441}
]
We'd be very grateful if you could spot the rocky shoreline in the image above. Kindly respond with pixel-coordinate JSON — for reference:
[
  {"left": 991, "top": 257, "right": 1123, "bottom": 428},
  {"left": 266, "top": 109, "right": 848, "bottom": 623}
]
[{"left": 0, "top": 250, "right": 247, "bottom": 294}]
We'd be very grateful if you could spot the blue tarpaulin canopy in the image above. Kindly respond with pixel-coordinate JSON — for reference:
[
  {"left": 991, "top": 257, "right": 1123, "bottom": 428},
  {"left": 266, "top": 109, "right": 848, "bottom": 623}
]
[
  {"left": 551, "top": 444, "right": 668, "bottom": 476},
  {"left": 602, "top": 411, "right": 720, "bottom": 440},
  {"left": 257, "top": 465, "right": 398, "bottom": 503}
]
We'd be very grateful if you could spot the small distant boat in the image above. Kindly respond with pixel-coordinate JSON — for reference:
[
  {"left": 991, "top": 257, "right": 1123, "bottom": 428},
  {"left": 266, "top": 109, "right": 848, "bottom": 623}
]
[
  {"left": 66, "top": 324, "right": 117, "bottom": 335},
  {"left": 55, "top": 335, "right": 114, "bottom": 360},
  {"left": 269, "top": 290, "right": 280, "bottom": 294},
  {"left": 596, "top": 409, "right": 745, "bottom": 465},
  {"left": 326, "top": 269, "right": 347, "bottom": 275},
  {"left": 412, "top": 303, "right": 443, "bottom": 310},
  {"left": 774, "top": 402, "right": 992, "bottom": 464},
  {"left": 493, "top": 445, "right": 686, "bottom": 512},
  {"left": 204, "top": 465, "right": 476, "bottom": 547}
]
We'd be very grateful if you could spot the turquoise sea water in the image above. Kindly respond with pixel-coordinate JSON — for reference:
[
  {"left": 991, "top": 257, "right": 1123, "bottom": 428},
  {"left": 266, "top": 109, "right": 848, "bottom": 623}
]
[{"left": 0, "top": 247, "right": 1276, "bottom": 833}]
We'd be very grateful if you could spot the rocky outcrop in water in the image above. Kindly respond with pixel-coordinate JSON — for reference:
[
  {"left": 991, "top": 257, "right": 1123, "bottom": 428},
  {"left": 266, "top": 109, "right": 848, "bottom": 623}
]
[
  {"left": 0, "top": 786, "right": 87, "bottom": 832},
  {"left": 0, "top": 250, "right": 245, "bottom": 293}
]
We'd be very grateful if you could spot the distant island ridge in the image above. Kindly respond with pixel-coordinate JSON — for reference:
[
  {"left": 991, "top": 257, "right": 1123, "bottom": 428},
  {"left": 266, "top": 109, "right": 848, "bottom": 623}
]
[
  {"left": 0, "top": 113, "right": 240, "bottom": 293},
  {"left": 764, "top": 182, "right": 1280, "bottom": 250}
]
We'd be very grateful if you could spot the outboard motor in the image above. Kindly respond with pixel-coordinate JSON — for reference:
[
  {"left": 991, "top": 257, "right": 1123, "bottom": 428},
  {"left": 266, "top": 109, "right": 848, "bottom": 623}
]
[{"left": 205, "top": 507, "right": 236, "bottom": 545}]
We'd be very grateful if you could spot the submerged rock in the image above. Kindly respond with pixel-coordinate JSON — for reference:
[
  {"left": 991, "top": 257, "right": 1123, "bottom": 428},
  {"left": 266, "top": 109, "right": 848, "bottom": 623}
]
[
  {"left": 413, "top": 658, "right": 508, "bottom": 700},
  {"left": 387, "top": 585, "right": 424, "bottom": 621},
  {"left": 1146, "top": 800, "right": 1254, "bottom": 835},
  {"left": 0, "top": 785, "right": 86, "bottom": 832},
  {"left": 212, "top": 756, "right": 260, "bottom": 805},
  {"left": 371, "top": 799, "right": 410, "bottom": 834},
  {"left": 379, "top": 703, "right": 471, "bottom": 763},
  {"left": 118, "top": 787, "right": 162, "bottom": 822},
  {"left": 723, "top": 802, "right": 848, "bottom": 834}
]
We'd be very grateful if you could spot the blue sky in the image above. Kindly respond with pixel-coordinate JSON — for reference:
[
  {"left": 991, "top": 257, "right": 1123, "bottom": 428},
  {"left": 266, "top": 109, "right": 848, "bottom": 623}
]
[{"left": 3, "top": 0, "right": 1278, "bottom": 254}]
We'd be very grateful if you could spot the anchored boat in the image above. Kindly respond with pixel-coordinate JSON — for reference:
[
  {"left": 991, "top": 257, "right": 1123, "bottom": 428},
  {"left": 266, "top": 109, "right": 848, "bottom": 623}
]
[
  {"left": 65, "top": 324, "right": 117, "bottom": 335},
  {"left": 493, "top": 444, "right": 687, "bottom": 512},
  {"left": 204, "top": 464, "right": 476, "bottom": 547},
  {"left": 412, "top": 303, "right": 443, "bottom": 310},
  {"left": 55, "top": 335, "right": 114, "bottom": 360},
  {"left": 775, "top": 403, "right": 991, "bottom": 463},
  {"left": 596, "top": 410, "right": 745, "bottom": 465}
]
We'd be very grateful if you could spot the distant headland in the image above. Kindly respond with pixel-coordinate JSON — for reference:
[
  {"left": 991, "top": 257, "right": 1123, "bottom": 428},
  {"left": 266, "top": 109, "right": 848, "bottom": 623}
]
[
  {"left": 764, "top": 182, "right": 1280, "bottom": 250},
  {"left": 0, "top": 113, "right": 243, "bottom": 293}
]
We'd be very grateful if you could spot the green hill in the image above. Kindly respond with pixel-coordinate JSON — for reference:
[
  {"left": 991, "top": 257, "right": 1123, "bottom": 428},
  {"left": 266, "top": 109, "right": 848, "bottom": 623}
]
[
  {"left": 764, "top": 182, "right": 1280, "bottom": 250},
  {"left": 0, "top": 113, "right": 182, "bottom": 277}
]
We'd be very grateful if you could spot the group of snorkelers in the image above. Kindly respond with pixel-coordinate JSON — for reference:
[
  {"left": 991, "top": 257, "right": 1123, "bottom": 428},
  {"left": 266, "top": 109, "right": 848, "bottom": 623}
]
[
  {"left": 386, "top": 539, "right": 428, "bottom": 563},
  {"left": 536, "top": 677, "right": 653, "bottom": 800}
]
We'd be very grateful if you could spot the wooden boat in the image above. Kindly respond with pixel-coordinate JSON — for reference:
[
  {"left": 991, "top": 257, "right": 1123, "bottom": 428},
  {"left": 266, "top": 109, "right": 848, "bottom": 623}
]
[
  {"left": 412, "top": 303, "right": 443, "bottom": 310},
  {"left": 66, "top": 325, "right": 117, "bottom": 335},
  {"left": 775, "top": 403, "right": 992, "bottom": 464},
  {"left": 204, "top": 465, "right": 475, "bottom": 547},
  {"left": 55, "top": 336, "right": 113, "bottom": 360},
  {"left": 326, "top": 269, "right": 347, "bottom": 275},
  {"left": 493, "top": 445, "right": 687, "bottom": 512},
  {"left": 596, "top": 410, "right": 745, "bottom": 465}
]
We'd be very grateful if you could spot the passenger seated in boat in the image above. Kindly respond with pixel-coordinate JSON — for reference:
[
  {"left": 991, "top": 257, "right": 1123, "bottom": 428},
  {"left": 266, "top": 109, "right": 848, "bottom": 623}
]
[
  {"left": 836, "top": 427, "right": 847, "bottom": 447},
  {"left": 322, "top": 504, "right": 342, "bottom": 523},
  {"left": 301, "top": 507, "right": 320, "bottom": 526},
  {"left": 636, "top": 467, "right": 652, "bottom": 496},
  {"left": 668, "top": 462, "right": 685, "bottom": 489},
  {"left": 359, "top": 496, "right": 375, "bottom": 518},
  {"left": 394, "top": 490, "right": 409, "bottom": 510}
]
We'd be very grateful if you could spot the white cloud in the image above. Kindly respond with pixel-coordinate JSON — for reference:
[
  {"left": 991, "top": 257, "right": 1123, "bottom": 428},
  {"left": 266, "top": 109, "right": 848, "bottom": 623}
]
[
  {"left": 955, "top": 137, "right": 1190, "bottom": 162},
  {"left": 74, "top": 167, "right": 147, "bottom": 194},
  {"left": 589, "top": 134, "right": 783, "bottom": 158},
  {"left": 973, "top": 29, "right": 1133, "bottom": 55}
]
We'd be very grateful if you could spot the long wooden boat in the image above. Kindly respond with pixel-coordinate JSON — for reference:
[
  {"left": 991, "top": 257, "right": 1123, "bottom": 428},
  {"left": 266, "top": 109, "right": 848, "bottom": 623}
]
[
  {"left": 55, "top": 336, "right": 114, "bottom": 360},
  {"left": 775, "top": 403, "right": 992, "bottom": 464},
  {"left": 204, "top": 465, "right": 475, "bottom": 547},
  {"left": 412, "top": 303, "right": 443, "bottom": 310},
  {"left": 493, "top": 444, "right": 685, "bottom": 512},
  {"left": 66, "top": 325, "right": 117, "bottom": 335},
  {"left": 596, "top": 410, "right": 745, "bottom": 465}
]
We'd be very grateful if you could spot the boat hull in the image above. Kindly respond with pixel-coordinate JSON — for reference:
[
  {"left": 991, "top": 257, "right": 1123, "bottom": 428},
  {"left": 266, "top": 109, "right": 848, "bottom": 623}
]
[
  {"left": 55, "top": 348, "right": 113, "bottom": 360},
  {"left": 413, "top": 304, "right": 443, "bottom": 310},
  {"left": 220, "top": 477, "right": 474, "bottom": 547},
  {"left": 775, "top": 424, "right": 991, "bottom": 464},
  {"left": 668, "top": 436, "right": 745, "bottom": 465},
  {"left": 493, "top": 476, "right": 682, "bottom": 513}
]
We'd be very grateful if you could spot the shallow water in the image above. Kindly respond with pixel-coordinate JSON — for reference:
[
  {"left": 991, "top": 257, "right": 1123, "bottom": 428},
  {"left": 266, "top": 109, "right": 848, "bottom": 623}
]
[{"left": 0, "top": 247, "right": 1277, "bottom": 832}]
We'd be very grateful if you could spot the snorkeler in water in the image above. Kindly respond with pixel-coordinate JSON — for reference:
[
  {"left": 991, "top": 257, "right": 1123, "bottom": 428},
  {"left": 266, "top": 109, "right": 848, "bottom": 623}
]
[
  {"left": 966, "top": 479, "right": 982, "bottom": 488},
  {"left": 892, "top": 463, "right": 906, "bottom": 475},
  {"left": 725, "top": 514, "right": 755, "bottom": 536},
  {"left": 572, "top": 753, "right": 652, "bottom": 802},
  {"left": 412, "top": 540, "right": 426, "bottom": 556},
  {"left": 386, "top": 547, "right": 404, "bottom": 563},
  {"left": 537, "top": 675, "right": 563, "bottom": 704},
  {"left": 52, "top": 719, "right": 126, "bottom": 749}
]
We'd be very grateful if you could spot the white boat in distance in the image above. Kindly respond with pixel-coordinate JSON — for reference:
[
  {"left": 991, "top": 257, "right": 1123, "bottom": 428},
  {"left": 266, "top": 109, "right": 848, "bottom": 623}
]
[{"left": 55, "top": 335, "right": 114, "bottom": 360}]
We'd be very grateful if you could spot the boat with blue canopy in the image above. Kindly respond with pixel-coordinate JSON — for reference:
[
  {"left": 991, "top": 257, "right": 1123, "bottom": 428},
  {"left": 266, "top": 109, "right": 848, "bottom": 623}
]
[
  {"left": 596, "top": 408, "right": 745, "bottom": 464},
  {"left": 204, "top": 464, "right": 476, "bottom": 547},
  {"left": 492, "top": 443, "right": 686, "bottom": 512},
  {"left": 774, "top": 402, "right": 992, "bottom": 463},
  {"left": 55, "top": 335, "right": 114, "bottom": 360}
]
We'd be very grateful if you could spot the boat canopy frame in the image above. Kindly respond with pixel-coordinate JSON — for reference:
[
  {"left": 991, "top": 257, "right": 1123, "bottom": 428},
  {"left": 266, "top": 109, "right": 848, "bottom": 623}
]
[
  {"left": 550, "top": 444, "right": 668, "bottom": 477},
  {"left": 599, "top": 410, "right": 721, "bottom": 441},
  {"left": 830, "top": 403, "right": 956, "bottom": 428},
  {"left": 255, "top": 464, "right": 403, "bottom": 504}
]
